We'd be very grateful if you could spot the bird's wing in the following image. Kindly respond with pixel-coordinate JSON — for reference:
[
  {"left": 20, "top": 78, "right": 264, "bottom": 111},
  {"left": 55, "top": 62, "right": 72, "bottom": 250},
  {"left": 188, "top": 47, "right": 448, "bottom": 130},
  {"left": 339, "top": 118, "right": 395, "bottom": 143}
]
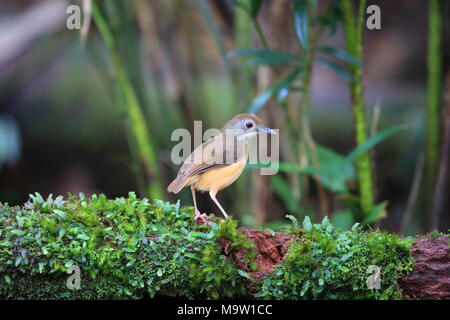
[{"left": 177, "top": 134, "right": 247, "bottom": 179}]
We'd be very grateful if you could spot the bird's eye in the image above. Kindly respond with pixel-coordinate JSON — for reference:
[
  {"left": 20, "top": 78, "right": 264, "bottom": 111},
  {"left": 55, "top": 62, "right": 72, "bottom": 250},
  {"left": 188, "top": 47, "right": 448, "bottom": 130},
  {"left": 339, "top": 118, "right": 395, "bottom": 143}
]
[{"left": 245, "top": 122, "right": 253, "bottom": 129}]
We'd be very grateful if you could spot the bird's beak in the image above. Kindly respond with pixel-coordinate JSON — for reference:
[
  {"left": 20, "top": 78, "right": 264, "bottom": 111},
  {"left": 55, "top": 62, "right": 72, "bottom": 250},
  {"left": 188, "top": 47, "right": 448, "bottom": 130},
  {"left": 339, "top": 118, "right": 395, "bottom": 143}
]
[{"left": 258, "top": 126, "right": 277, "bottom": 135}]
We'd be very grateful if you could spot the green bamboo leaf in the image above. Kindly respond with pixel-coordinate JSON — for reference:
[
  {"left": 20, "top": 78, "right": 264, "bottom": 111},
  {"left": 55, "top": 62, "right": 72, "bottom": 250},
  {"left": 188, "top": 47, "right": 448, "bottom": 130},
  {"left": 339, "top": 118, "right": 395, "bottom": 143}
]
[
  {"left": 278, "top": 162, "right": 302, "bottom": 173},
  {"left": 252, "top": 161, "right": 353, "bottom": 195},
  {"left": 300, "top": 167, "right": 351, "bottom": 194},
  {"left": 310, "top": 145, "right": 355, "bottom": 193},
  {"left": 277, "top": 87, "right": 290, "bottom": 104},
  {"left": 269, "top": 127, "right": 404, "bottom": 195},
  {"left": 315, "top": 0, "right": 342, "bottom": 35},
  {"left": 248, "top": 68, "right": 301, "bottom": 113},
  {"left": 316, "top": 46, "right": 361, "bottom": 65},
  {"left": 227, "top": 48, "right": 301, "bottom": 66},
  {"left": 266, "top": 145, "right": 354, "bottom": 194},
  {"left": 316, "top": 58, "right": 354, "bottom": 81},
  {"left": 246, "top": 161, "right": 299, "bottom": 172},
  {"left": 363, "top": 201, "right": 388, "bottom": 224},
  {"left": 293, "top": 0, "right": 309, "bottom": 49},
  {"left": 248, "top": 85, "right": 279, "bottom": 114},
  {"left": 248, "top": 0, "right": 262, "bottom": 18},
  {"left": 277, "top": 68, "right": 303, "bottom": 104},
  {"left": 251, "top": 143, "right": 355, "bottom": 194},
  {"left": 346, "top": 125, "right": 407, "bottom": 161}
]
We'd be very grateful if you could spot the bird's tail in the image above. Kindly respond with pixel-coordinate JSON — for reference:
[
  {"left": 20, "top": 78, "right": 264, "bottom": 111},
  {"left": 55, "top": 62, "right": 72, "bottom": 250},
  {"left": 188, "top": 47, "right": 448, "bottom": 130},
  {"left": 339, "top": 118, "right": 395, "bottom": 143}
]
[{"left": 167, "top": 176, "right": 190, "bottom": 194}]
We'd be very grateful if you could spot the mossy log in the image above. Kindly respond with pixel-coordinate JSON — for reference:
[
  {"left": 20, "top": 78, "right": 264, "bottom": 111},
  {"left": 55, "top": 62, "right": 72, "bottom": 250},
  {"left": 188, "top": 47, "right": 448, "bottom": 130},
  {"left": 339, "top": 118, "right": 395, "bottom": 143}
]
[
  {"left": 0, "top": 193, "right": 448, "bottom": 300},
  {"left": 233, "top": 228, "right": 450, "bottom": 299}
]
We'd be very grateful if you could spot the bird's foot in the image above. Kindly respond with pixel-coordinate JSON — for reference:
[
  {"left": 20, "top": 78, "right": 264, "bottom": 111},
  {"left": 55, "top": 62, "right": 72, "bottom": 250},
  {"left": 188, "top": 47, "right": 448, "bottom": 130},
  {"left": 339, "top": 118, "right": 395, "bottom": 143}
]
[{"left": 194, "top": 211, "right": 209, "bottom": 225}]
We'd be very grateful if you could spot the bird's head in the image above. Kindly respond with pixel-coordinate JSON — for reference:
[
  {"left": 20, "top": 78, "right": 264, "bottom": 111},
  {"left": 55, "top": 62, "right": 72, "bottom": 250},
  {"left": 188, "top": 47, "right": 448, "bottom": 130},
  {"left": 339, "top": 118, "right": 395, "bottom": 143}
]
[{"left": 221, "top": 113, "right": 277, "bottom": 139}]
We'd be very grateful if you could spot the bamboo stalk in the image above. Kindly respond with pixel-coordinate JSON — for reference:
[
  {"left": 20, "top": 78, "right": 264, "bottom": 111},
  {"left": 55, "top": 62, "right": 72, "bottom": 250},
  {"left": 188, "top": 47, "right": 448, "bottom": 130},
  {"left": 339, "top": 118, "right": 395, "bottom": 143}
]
[
  {"left": 425, "top": 0, "right": 442, "bottom": 231},
  {"left": 342, "top": 0, "right": 375, "bottom": 217}
]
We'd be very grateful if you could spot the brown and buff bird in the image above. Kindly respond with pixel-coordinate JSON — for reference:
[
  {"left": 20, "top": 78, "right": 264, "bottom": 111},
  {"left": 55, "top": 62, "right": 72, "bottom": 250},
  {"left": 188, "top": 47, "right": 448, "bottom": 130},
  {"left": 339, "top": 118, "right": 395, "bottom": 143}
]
[{"left": 167, "top": 113, "right": 276, "bottom": 222}]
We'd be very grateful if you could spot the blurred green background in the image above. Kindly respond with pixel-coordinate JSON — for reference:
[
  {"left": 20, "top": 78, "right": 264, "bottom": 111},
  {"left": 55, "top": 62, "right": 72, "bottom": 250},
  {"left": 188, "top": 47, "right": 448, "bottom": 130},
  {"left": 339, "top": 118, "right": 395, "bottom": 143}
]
[{"left": 0, "top": 0, "right": 448, "bottom": 235}]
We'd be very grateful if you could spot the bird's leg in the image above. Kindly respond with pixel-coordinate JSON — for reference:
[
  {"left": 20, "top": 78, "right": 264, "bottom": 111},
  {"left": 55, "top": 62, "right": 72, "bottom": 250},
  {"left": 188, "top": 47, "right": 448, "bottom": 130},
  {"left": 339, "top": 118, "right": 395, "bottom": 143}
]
[
  {"left": 209, "top": 190, "right": 229, "bottom": 219},
  {"left": 191, "top": 184, "right": 207, "bottom": 223}
]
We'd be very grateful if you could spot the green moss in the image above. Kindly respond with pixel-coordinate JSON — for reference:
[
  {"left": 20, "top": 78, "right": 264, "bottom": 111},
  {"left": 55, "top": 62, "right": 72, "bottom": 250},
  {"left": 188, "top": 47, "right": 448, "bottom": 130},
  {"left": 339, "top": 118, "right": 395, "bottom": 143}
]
[
  {"left": 41, "top": 218, "right": 57, "bottom": 234},
  {"left": 0, "top": 194, "right": 416, "bottom": 300},
  {"left": 424, "top": 230, "right": 450, "bottom": 238},
  {"left": 256, "top": 216, "right": 414, "bottom": 299},
  {"left": 0, "top": 193, "right": 248, "bottom": 299},
  {"left": 188, "top": 219, "right": 257, "bottom": 299}
]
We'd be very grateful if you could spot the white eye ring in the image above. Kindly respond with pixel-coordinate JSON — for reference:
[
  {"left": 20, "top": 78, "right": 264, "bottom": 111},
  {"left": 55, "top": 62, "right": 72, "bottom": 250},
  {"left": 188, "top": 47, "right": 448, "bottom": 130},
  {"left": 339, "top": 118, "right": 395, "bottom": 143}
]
[{"left": 245, "top": 122, "right": 253, "bottom": 129}]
